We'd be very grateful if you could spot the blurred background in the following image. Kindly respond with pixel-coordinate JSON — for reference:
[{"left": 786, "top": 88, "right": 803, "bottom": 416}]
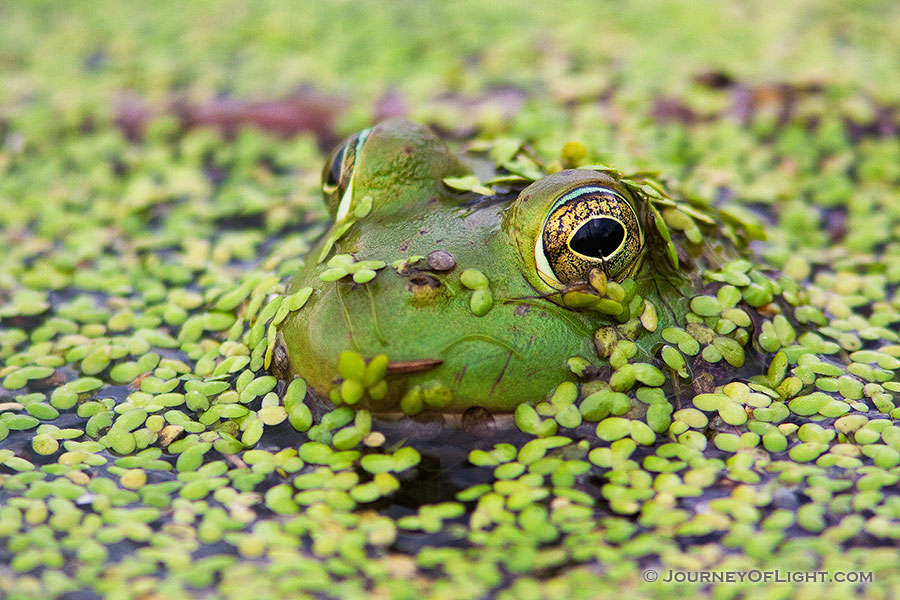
[
  {"left": 3, "top": 0, "right": 899, "bottom": 134},
  {"left": 3, "top": 0, "right": 899, "bottom": 262}
]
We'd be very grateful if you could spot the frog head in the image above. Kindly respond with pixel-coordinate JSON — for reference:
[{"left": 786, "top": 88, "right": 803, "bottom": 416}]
[
  {"left": 275, "top": 119, "right": 755, "bottom": 416},
  {"left": 319, "top": 118, "right": 467, "bottom": 224}
]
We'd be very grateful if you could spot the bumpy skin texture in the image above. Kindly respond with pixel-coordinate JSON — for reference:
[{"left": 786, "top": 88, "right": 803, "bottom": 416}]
[{"left": 279, "top": 119, "right": 758, "bottom": 413}]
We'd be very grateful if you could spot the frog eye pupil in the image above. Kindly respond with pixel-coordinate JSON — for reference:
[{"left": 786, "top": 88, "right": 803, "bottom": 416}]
[{"left": 569, "top": 217, "right": 625, "bottom": 259}]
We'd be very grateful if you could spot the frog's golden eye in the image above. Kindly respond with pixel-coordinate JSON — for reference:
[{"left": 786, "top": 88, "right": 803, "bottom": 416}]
[
  {"left": 535, "top": 185, "right": 644, "bottom": 286},
  {"left": 321, "top": 128, "right": 370, "bottom": 220}
]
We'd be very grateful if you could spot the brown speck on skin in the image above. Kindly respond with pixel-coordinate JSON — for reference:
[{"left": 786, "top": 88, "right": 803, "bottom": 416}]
[
  {"left": 514, "top": 304, "right": 531, "bottom": 317},
  {"left": 455, "top": 365, "right": 468, "bottom": 386},
  {"left": 427, "top": 250, "right": 456, "bottom": 272},
  {"left": 399, "top": 239, "right": 411, "bottom": 252},
  {"left": 419, "top": 229, "right": 429, "bottom": 235},
  {"left": 387, "top": 359, "right": 443, "bottom": 374}
]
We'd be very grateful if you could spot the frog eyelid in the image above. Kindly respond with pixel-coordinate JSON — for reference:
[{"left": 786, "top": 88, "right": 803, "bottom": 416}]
[
  {"left": 547, "top": 186, "right": 613, "bottom": 213},
  {"left": 334, "top": 128, "right": 371, "bottom": 222},
  {"left": 534, "top": 233, "right": 561, "bottom": 289}
]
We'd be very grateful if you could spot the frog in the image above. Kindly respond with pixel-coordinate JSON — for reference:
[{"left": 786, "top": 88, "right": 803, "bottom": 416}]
[{"left": 272, "top": 119, "right": 770, "bottom": 420}]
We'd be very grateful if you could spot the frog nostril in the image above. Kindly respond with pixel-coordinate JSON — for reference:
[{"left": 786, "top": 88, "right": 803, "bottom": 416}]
[
  {"left": 406, "top": 275, "right": 444, "bottom": 304},
  {"left": 408, "top": 275, "right": 440, "bottom": 290},
  {"left": 570, "top": 217, "right": 626, "bottom": 259}
]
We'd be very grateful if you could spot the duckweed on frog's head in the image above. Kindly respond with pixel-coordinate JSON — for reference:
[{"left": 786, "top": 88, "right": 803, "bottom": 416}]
[{"left": 277, "top": 119, "right": 761, "bottom": 414}]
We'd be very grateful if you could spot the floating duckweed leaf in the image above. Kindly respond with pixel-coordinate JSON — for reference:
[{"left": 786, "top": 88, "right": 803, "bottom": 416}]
[
  {"left": 789, "top": 443, "right": 829, "bottom": 462},
  {"left": 353, "top": 269, "right": 376, "bottom": 284},
  {"left": 609, "top": 340, "right": 636, "bottom": 369},
  {"left": 566, "top": 356, "right": 592, "bottom": 377},
  {"left": 495, "top": 462, "right": 526, "bottom": 479},
  {"left": 718, "top": 402, "right": 749, "bottom": 425},
  {"left": 353, "top": 195, "right": 373, "bottom": 218},
  {"left": 2, "top": 366, "right": 55, "bottom": 390},
  {"left": 609, "top": 364, "right": 636, "bottom": 392},
  {"left": 460, "top": 269, "right": 489, "bottom": 290},
  {"left": 25, "top": 403, "right": 59, "bottom": 420},
  {"left": 713, "top": 433, "right": 740, "bottom": 453},
  {"left": 120, "top": 469, "right": 147, "bottom": 489},
  {"left": 630, "top": 420, "right": 656, "bottom": 445},
  {"left": 596, "top": 417, "right": 630, "bottom": 442},
  {"left": 639, "top": 300, "right": 658, "bottom": 332},
  {"left": 550, "top": 382, "right": 578, "bottom": 407},
  {"left": 631, "top": 363, "right": 664, "bottom": 386},
  {"left": 239, "top": 375, "right": 277, "bottom": 403},
  {"left": 690, "top": 295, "right": 720, "bottom": 317},
  {"left": 580, "top": 390, "right": 630, "bottom": 421},
  {"left": 788, "top": 392, "right": 832, "bottom": 416},
  {"left": 422, "top": 382, "right": 452, "bottom": 408},
  {"left": 31, "top": 434, "right": 59, "bottom": 455},
  {"left": 176, "top": 442, "right": 211, "bottom": 472},
  {"left": 2, "top": 414, "right": 40, "bottom": 431},
  {"left": 646, "top": 403, "right": 673, "bottom": 432},
  {"left": 392, "top": 446, "right": 421, "bottom": 471},
  {"left": 692, "top": 393, "right": 728, "bottom": 411},
  {"left": 661, "top": 327, "right": 701, "bottom": 355},
  {"left": 468, "top": 287, "right": 493, "bottom": 316},
  {"left": 338, "top": 351, "right": 367, "bottom": 381},
  {"left": 400, "top": 386, "right": 423, "bottom": 416},
  {"left": 319, "top": 254, "right": 386, "bottom": 283},
  {"left": 443, "top": 175, "right": 494, "bottom": 196},
  {"left": 277, "top": 287, "right": 314, "bottom": 320},
  {"left": 713, "top": 336, "right": 746, "bottom": 367},
  {"left": 660, "top": 345, "right": 689, "bottom": 378}
]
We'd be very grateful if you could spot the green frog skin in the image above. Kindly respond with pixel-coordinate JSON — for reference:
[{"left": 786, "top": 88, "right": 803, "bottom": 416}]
[{"left": 275, "top": 119, "right": 766, "bottom": 416}]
